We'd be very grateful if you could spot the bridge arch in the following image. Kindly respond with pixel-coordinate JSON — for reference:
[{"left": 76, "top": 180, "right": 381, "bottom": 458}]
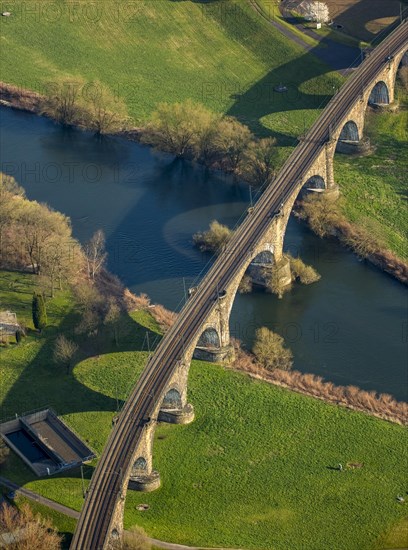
[
  {"left": 132, "top": 456, "right": 147, "bottom": 473},
  {"left": 338, "top": 120, "right": 360, "bottom": 142},
  {"left": 368, "top": 80, "right": 390, "bottom": 105},
  {"left": 197, "top": 326, "right": 221, "bottom": 349},
  {"left": 303, "top": 175, "right": 326, "bottom": 192},
  {"left": 161, "top": 387, "right": 183, "bottom": 410},
  {"left": 251, "top": 249, "right": 275, "bottom": 265}
]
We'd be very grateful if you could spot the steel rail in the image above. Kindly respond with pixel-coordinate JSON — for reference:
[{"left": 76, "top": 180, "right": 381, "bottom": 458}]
[{"left": 71, "top": 21, "right": 408, "bottom": 550}]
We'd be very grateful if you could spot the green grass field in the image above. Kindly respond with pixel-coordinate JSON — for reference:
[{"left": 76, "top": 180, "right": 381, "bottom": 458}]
[
  {"left": 1, "top": 0, "right": 406, "bottom": 260},
  {"left": 1, "top": 271, "right": 407, "bottom": 550},
  {"left": 0, "top": 0, "right": 341, "bottom": 143},
  {"left": 335, "top": 91, "right": 408, "bottom": 260}
]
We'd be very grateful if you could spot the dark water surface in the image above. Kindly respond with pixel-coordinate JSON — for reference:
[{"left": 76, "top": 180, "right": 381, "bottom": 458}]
[{"left": 1, "top": 107, "right": 407, "bottom": 400}]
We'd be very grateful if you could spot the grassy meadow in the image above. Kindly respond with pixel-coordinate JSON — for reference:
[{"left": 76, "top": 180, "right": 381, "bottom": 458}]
[
  {"left": 334, "top": 87, "right": 408, "bottom": 260},
  {"left": 0, "top": 4, "right": 407, "bottom": 544},
  {"left": 0, "top": 0, "right": 342, "bottom": 142},
  {"left": 1, "top": 270, "right": 407, "bottom": 550}
]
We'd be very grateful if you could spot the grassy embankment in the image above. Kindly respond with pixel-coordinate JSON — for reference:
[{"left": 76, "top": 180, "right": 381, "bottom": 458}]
[
  {"left": 254, "top": 0, "right": 365, "bottom": 47},
  {"left": 1, "top": 0, "right": 406, "bottom": 262},
  {"left": 334, "top": 84, "right": 408, "bottom": 260},
  {"left": 1, "top": 270, "right": 407, "bottom": 550},
  {"left": 0, "top": 0, "right": 341, "bottom": 146}
]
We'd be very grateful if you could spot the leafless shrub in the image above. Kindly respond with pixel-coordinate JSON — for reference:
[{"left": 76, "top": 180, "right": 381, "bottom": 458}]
[
  {"left": 0, "top": 502, "right": 61, "bottom": 550},
  {"left": 253, "top": 327, "right": 293, "bottom": 371},
  {"left": 150, "top": 304, "right": 177, "bottom": 331},
  {"left": 231, "top": 340, "right": 408, "bottom": 425},
  {"left": 193, "top": 220, "right": 233, "bottom": 254},
  {"left": 297, "top": 193, "right": 340, "bottom": 238},
  {"left": 124, "top": 291, "right": 151, "bottom": 311},
  {"left": 288, "top": 255, "right": 321, "bottom": 284},
  {"left": 122, "top": 526, "right": 151, "bottom": 550},
  {"left": 0, "top": 82, "right": 42, "bottom": 112},
  {"left": 53, "top": 334, "right": 79, "bottom": 373}
]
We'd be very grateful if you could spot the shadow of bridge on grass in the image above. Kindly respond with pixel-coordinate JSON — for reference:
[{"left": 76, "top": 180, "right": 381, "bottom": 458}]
[{"left": 0, "top": 297, "right": 161, "bottom": 483}]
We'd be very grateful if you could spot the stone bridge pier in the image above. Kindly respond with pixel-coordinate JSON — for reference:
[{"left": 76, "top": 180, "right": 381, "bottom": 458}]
[
  {"left": 104, "top": 47, "right": 408, "bottom": 550},
  {"left": 126, "top": 358, "right": 195, "bottom": 493},
  {"left": 192, "top": 50, "right": 407, "bottom": 368},
  {"left": 327, "top": 50, "right": 406, "bottom": 158}
]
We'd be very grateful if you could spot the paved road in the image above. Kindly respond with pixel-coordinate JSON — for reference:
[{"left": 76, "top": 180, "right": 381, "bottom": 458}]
[
  {"left": 70, "top": 20, "right": 408, "bottom": 550},
  {"left": 0, "top": 477, "right": 243, "bottom": 550},
  {"left": 0, "top": 476, "right": 80, "bottom": 519},
  {"left": 250, "top": 0, "right": 361, "bottom": 74}
]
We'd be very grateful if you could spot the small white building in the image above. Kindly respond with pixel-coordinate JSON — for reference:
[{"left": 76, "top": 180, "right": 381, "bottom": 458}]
[{"left": 0, "top": 310, "right": 21, "bottom": 340}]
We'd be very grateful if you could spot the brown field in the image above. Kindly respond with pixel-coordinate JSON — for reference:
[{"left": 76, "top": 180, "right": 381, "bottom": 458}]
[{"left": 325, "top": 0, "right": 402, "bottom": 42}]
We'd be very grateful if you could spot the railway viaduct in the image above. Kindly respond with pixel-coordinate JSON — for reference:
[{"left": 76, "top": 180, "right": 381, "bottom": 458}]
[{"left": 71, "top": 22, "right": 408, "bottom": 550}]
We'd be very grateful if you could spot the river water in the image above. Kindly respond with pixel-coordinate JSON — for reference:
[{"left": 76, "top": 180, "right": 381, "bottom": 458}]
[{"left": 1, "top": 107, "right": 407, "bottom": 400}]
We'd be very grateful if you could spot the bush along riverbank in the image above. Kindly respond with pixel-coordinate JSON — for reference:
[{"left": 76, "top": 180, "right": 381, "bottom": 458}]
[
  {"left": 1, "top": 81, "right": 407, "bottom": 285},
  {"left": 230, "top": 339, "right": 408, "bottom": 426},
  {"left": 0, "top": 174, "right": 406, "bottom": 426},
  {"left": 296, "top": 192, "right": 408, "bottom": 284}
]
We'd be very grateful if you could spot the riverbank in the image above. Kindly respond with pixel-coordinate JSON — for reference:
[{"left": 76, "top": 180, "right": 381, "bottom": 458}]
[
  {"left": 2, "top": 80, "right": 406, "bottom": 288},
  {"left": 76, "top": 270, "right": 408, "bottom": 425},
  {"left": 294, "top": 196, "right": 408, "bottom": 285},
  {"left": 1, "top": 269, "right": 407, "bottom": 550}
]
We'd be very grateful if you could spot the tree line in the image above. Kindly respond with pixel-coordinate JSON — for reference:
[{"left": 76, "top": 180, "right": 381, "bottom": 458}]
[
  {"left": 43, "top": 83, "right": 278, "bottom": 186},
  {"left": 142, "top": 99, "right": 278, "bottom": 187},
  {"left": 39, "top": 77, "right": 129, "bottom": 135},
  {"left": 7, "top": 79, "right": 279, "bottom": 187},
  {"left": 0, "top": 173, "right": 109, "bottom": 297}
]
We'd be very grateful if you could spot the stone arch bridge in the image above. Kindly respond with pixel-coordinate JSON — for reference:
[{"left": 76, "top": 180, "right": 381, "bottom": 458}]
[{"left": 71, "top": 21, "right": 408, "bottom": 550}]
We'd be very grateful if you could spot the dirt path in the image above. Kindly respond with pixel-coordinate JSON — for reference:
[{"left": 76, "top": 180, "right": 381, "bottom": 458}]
[{"left": 0, "top": 476, "right": 243, "bottom": 550}]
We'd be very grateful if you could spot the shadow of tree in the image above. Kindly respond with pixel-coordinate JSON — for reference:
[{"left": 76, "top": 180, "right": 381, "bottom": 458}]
[{"left": 0, "top": 307, "right": 159, "bottom": 421}]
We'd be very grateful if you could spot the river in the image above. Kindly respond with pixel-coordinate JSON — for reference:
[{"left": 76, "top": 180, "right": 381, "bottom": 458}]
[{"left": 1, "top": 107, "right": 407, "bottom": 400}]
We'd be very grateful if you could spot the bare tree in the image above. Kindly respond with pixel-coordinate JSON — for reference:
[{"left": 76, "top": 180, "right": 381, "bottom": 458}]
[
  {"left": 104, "top": 297, "right": 121, "bottom": 346},
  {"left": 0, "top": 502, "right": 61, "bottom": 550},
  {"left": 243, "top": 137, "right": 278, "bottom": 187},
  {"left": 41, "top": 78, "right": 87, "bottom": 126},
  {"left": 215, "top": 116, "right": 253, "bottom": 173},
  {"left": 253, "top": 327, "right": 293, "bottom": 371},
  {"left": 54, "top": 334, "right": 79, "bottom": 373},
  {"left": 42, "top": 233, "right": 82, "bottom": 297},
  {"left": 74, "top": 283, "right": 105, "bottom": 337},
  {"left": 18, "top": 202, "right": 72, "bottom": 275},
  {"left": 85, "top": 81, "right": 129, "bottom": 135},
  {"left": 84, "top": 229, "right": 107, "bottom": 280},
  {"left": 143, "top": 100, "right": 217, "bottom": 157}
]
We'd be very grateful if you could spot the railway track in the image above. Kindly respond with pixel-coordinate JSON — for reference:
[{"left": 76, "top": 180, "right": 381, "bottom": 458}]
[{"left": 71, "top": 21, "right": 408, "bottom": 550}]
